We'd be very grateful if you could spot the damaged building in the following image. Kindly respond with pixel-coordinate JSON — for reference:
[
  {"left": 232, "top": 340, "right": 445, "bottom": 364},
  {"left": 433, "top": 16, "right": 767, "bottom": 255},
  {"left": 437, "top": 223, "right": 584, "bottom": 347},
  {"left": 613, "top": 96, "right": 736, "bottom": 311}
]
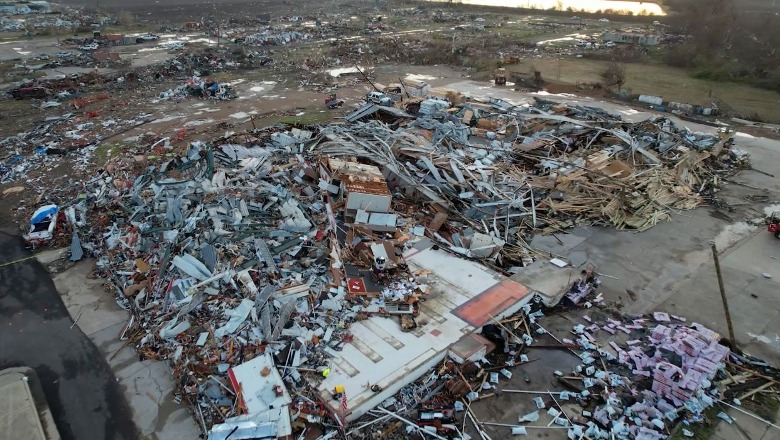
[{"left": 30, "top": 86, "right": 766, "bottom": 439}]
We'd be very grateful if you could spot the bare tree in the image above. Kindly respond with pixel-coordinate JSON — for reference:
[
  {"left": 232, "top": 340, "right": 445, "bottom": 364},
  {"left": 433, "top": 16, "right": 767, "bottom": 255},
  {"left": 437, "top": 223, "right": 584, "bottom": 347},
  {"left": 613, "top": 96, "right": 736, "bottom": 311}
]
[
  {"left": 665, "top": 0, "right": 736, "bottom": 54},
  {"left": 600, "top": 63, "right": 626, "bottom": 91},
  {"left": 118, "top": 11, "right": 135, "bottom": 27}
]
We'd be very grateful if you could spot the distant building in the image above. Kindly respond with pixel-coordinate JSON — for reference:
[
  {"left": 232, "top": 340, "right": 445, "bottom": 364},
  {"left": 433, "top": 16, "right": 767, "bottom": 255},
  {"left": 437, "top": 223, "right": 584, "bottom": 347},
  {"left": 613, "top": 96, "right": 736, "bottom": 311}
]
[
  {"left": 602, "top": 31, "right": 660, "bottom": 46},
  {"left": 105, "top": 34, "right": 125, "bottom": 45}
]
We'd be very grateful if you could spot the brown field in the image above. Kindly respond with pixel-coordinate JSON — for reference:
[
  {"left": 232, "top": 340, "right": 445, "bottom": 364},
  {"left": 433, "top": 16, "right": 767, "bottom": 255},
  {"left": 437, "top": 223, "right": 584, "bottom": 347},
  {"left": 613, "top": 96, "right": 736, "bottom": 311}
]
[{"left": 508, "top": 58, "right": 780, "bottom": 122}]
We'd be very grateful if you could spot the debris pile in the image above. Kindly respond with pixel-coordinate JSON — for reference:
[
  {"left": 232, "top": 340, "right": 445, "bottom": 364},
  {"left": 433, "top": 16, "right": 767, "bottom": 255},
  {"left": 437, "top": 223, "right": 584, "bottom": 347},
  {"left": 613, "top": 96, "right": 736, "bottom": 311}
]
[
  {"left": 561, "top": 314, "right": 731, "bottom": 439},
  {"left": 73, "top": 127, "right": 446, "bottom": 436},
  {"left": 532, "top": 312, "right": 774, "bottom": 440},
  {"left": 158, "top": 76, "right": 236, "bottom": 101},
  {"left": 1, "top": 50, "right": 253, "bottom": 186},
  {"left": 32, "top": 88, "right": 756, "bottom": 438},
  {"left": 0, "top": 102, "right": 170, "bottom": 186},
  {"left": 1, "top": 15, "right": 75, "bottom": 31},
  {"left": 244, "top": 30, "right": 311, "bottom": 46},
  {"left": 324, "top": 97, "right": 747, "bottom": 268},
  {"left": 77, "top": 137, "right": 339, "bottom": 434}
]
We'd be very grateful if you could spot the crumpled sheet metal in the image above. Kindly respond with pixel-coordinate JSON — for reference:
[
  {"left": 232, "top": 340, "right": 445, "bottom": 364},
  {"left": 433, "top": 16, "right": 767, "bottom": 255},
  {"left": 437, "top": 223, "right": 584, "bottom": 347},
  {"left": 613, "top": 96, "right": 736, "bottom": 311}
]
[
  {"left": 313, "top": 98, "right": 746, "bottom": 269},
  {"left": 78, "top": 137, "right": 352, "bottom": 433},
  {"left": 66, "top": 94, "right": 748, "bottom": 436}
]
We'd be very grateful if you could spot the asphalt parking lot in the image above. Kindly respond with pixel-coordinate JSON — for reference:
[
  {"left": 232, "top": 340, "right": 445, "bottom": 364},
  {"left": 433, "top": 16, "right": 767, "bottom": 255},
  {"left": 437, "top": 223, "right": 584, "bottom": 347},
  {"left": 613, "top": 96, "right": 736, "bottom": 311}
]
[{"left": 0, "top": 231, "right": 138, "bottom": 440}]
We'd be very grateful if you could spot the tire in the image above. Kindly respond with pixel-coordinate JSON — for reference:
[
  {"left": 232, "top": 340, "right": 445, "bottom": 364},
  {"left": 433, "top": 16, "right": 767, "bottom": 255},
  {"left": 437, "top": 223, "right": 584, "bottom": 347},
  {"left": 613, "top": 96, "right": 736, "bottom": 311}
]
[{"left": 775, "top": 230, "right": 780, "bottom": 239}]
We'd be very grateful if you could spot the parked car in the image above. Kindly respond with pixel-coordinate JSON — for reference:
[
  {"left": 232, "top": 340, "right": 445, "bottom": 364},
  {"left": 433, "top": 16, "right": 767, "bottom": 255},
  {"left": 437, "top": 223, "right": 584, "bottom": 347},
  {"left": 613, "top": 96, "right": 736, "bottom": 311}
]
[
  {"left": 366, "top": 91, "right": 394, "bottom": 107},
  {"left": 79, "top": 43, "right": 98, "bottom": 51},
  {"left": 56, "top": 51, "right": 72, "bottom": 58}
]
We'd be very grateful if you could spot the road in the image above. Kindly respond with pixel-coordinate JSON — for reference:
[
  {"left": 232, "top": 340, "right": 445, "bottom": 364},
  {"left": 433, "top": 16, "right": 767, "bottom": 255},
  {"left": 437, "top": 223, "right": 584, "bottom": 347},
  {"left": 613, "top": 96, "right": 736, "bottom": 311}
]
[{"left": 0, "top": 231, "right": 139, "bottom": 440}]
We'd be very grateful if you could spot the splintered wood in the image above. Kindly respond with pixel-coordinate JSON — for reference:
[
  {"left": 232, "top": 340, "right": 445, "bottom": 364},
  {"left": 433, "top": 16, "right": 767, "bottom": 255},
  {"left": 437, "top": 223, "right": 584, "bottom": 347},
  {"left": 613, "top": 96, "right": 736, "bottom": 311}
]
[
  {"left": 316, "top": 99, "right": 748, "bottom": 269},
  {"left": 538, "top": 148, "right": 722, "bottom": 232}
]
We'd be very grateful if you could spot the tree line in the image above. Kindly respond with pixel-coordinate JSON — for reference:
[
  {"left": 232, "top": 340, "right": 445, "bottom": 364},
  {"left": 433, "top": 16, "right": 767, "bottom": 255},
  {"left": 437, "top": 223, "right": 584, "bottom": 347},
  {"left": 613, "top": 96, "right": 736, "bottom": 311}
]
[{"left": 663, "top": 0, "right": 780, "bottom": 92}]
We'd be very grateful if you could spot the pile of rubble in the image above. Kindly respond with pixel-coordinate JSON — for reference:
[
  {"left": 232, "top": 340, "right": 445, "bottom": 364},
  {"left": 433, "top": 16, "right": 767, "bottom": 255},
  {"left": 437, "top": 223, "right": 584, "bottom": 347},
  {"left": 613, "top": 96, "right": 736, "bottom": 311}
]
[
  {"left": 1, "top": 16, "right": 75, "bottom": 31},
  {"left": 561, "top": 313, "right": 732, "bottom": 439},
  {"left": 323, "top": 96, "right": 747, "bottom": 269},
  {"left": 153, "top": 51, "right": 243, "bottom": 75},
  {"left": 27, "top": 91, "right": 756, "bottom": 438},
  {"left": 74, "top": 136, "right": 335, "bottom": 434},
  {"left": 0, "top": 110, "right": 132, "bottom": 184},
  {"left": 244, "top": 30, "right": 312, "bottom": 46},
  {"left": 0, "top": 103, "right": 163, "bottom": 185},
  {"left": 157, "top": 76, "right": 236, "bottom": 101}
]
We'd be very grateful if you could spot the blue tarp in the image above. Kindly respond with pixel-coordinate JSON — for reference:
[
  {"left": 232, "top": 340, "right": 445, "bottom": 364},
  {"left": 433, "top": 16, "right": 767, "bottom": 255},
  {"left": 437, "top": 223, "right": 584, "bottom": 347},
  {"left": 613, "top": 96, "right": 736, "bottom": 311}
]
[{"left": 30, "top": 204, "right": 59, "bottom": 225}]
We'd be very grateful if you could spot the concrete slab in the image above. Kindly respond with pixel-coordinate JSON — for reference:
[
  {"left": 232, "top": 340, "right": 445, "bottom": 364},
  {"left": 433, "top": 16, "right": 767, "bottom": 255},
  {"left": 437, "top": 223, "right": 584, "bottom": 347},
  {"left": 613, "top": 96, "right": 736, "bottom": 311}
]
[
  {"left": 530, "top": 230, "right": 588, "bottom": 255},
  {"left": 53, "top": 266, "right": 125, "bottom": 337},
  {"left": 320, "top": 247, "right": 536, "bottom": 421},
  {"left": 723, "top": 232, "right": 780, "bottom": 280},
  {"left": 142, "top": 406, "right": 202, "bottom": 440},
  {"left": 712, "top": 407, "right": 774, "bottom": 440},
  {"left": 510, "top": 260, "right": 576, "bottom": 305},
  {"left": 467, "top": 338, "right": 581, "bottom": 440},
  {"left": 0, "top": 370, "right": 47, "bottom": 440},
  {"left": 87, "top": 321, "right": 146, "bottom": 377},
  {"left": 34, "top": 247, "right": 68, "bottom": 266},
  {"left": 50, "top": 260, "right": 201, "bottom": 440},
  {"left": 659, "top": 266, "right": 778, "bottom": 355},
  {"left": 567, "top": 249, "right": 590, "bottom": 268},
  {"left": 124, "top": 361, "right": 183, "bottom": 437}
]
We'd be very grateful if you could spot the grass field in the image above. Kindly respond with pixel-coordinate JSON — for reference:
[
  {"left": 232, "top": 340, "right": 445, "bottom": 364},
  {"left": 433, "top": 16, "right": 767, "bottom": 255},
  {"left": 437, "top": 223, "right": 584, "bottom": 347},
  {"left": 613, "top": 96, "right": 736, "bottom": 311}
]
[{"left": 508, "top": 58, "right": 780, "bottom": 122}]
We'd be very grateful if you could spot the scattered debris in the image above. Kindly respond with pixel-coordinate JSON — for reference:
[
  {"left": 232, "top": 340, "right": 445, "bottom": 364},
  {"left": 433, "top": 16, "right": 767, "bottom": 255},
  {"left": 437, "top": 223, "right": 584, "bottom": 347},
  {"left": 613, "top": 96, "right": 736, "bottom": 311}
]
[
  {"left": 158, "top": 76, "right": 236, "bottom": 101},
  {"left": 25, "top": 204, "right": 60, "bottom": 244},
  {"left": 16, "top": 79, "right": 761, "bottom": 438},
  {"left": 1, "top": 9, "right": 772, "bottom": 436}
]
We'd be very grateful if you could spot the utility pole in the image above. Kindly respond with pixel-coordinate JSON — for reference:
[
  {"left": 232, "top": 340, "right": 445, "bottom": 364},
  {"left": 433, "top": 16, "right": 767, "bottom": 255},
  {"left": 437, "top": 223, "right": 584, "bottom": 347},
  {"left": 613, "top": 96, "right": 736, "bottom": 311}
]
[
  {"left": 451, "top": 32, "right": 456, "bottom": 54},
  {"left": 354, "top": 65, "right": 379, "bottom": 92},
  {"left": 710, "top": 242, "right": 737, "bottom": 348}
]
